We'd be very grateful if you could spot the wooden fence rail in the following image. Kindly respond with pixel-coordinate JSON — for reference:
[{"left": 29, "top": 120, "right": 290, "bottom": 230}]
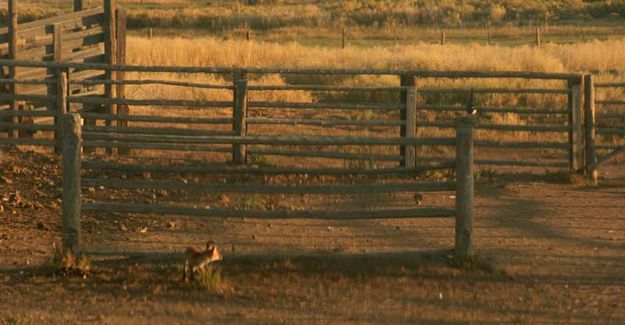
[{"left": 61, "top": 112, "right": 475, "bottom": 262}]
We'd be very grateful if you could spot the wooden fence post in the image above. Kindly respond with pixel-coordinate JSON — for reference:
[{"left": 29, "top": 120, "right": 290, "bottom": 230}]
[
  {"left": 455, "top": 116, "right": 474, "bottom": 263},
  {"left": 62, "top": 113, "right": 82, "bottom": 255},
  {"left": 116, "top": 8, "right": 130, "bottom": 155},
  {"left": 104, "top": 0, "right": 117, "bottom": 156},
  {"left": 487, "top": 31, "right": 492, "bottom": 45},
  {"left": 568, "top": 76, "right": 584, "bottom": 172},
  {"left": 233, "top": 72, "right": 248, "bottom": 164},
  {"left": 74, "top": 0, "right": 84, "bottom": 11},
  {"left": 584, "top": 74, "right": 598, "bottom": 185},
  {"left": 342, "top": 28, "right": 346, "bottom": 49},
  {"left": 441, "top": 30, "right": 446, "bottom": 45},
  {"left": 8, "top": 0, "right": 19, "bottom": 139},
  {"left": 535, "top": 27, "right": 541, "bottom": 47},
  {"left": 400, "top": 74, "right": 417, "bottom": 168},
  {"left": 55, "top": 72, "right": 68, "bottom": 154}
]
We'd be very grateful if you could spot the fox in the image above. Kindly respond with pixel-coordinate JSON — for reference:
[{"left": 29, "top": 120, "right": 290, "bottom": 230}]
[{"left": 182, "top": 240, "right": 223, "bottom": 282}]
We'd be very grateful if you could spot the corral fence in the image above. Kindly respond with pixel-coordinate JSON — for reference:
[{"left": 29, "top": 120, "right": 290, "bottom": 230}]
[
  {"left": 61, "top": 112, "right": 475, "bottom": 262},
  {"left": 0, "top": 0, "right": 127, "bottom": 152},
  {"left": 0, "top": 59, "right": 589, "bottom": 172},
  {"left": 585, "top": 75, "right": 625, "bottom": 184}
]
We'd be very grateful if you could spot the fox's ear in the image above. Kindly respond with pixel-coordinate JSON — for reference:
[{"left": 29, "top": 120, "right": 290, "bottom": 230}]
[{"left": 206, "top": 240, "right": 216, "bottom": 250}]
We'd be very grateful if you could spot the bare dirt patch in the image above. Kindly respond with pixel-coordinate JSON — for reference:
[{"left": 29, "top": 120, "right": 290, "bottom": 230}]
[{"left": 1, "top": 145, "right": 624, "bottom": 324}]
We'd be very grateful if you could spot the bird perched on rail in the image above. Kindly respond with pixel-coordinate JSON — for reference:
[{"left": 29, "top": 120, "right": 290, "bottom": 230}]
[{"left": 466, "top": 88, "right": 477, "bottom": 115}]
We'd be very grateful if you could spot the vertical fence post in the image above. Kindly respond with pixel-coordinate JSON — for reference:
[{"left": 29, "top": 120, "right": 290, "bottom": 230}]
[
  {"left": 535, "top": 27, "right": 541, "bottom": 47},
  {"left": 487, "top": 30, "right": 492, "bottom": 45},
  {"left": 400, "top": 74, "right": 417, "bottom": 167},
  {"left": 104, "top": 0, "right": 117, "bottom": 156},
  {"left": 440, "top": 30, "right": 446, "bottom": 45},
  {"left": 8, "top": 0, "right": 18, "bottom": 139},
  {"left": 455, "top": 117, "right": 474, "bottom": 263},
  {"left": 342, "top": 28, "right": 346, "bottom": 49},
  {"left": 116, "top": 8, "right": 129, "bottom": 155},
  {"left": 55, "top": 72, "right": 68, "bottom": 154},
  {"left": 584, "top": 74, "right": 598, "bottom": 185},
  {"left": 62, "top": 113, "right": 82, "bottom": 255},
  {"left": 73, "top": 0, "right": 84, "bottom": 11},
  {"left": 233, "top": 71, "right": 248, "bottom": 165},
  {"left": 568, "top": 76, "right": 584, "bottom": 172}
]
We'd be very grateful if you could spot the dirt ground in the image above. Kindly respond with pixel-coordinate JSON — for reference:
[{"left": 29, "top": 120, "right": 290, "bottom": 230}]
[{"left": 1, "top": 145, "right": 625, "bottom": 324}]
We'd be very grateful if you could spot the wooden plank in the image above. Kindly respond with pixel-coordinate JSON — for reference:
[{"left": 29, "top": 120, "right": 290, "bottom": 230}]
[
  {"left": 81, "top": 133, "right": 457, "bottom": 146},
  {"left": 0, "top": 59, "right": 582, "bottom": 80},
  {"left": 74, "top": 0, "right": 84, "bottom": 12},
  {"left": 419, "top": 87, "right": 570, "bottom": 95},
  {"left": 62, "top": 113, "right": 82, "bottom": 254},
  {"left": 475, "top": 159, "right": 569, "bottom": 168},
  {"left": 0, "top": 138, "right": 56, "bottom": 146},
  {"left": 454, "top": 117, "right": 474, "bottom": 263},
  {"left": 82, "top": 178, "right": 456, "bottom": 194},
  {"left": 584, "top": 74, "right": 598, "bottom": 184},
  {"left": 82, "top": 142, "right": 231, "bottom": 153},
  {"left": 0, "top": 93, "right": 55, "bottom": 102},
  {"left": 79, "top": 113, "right": 231, "bottom": 124},
  {"left": 419, "top": 120, "right": 568, "bottom": 132},
  {"left": 232, "top": 74, "right": 248, "bottom": 164},
  {"left": 0, "top": 79, "right": 55, "bottom": 85},
  {"left": 115, "top": 8, "right": 128, "bottom": 139},
  {"left": 70, "top": 79, "right": 232, "bottom": 89},
  {"left": 596, "top": 100, "right": 625, "bottom": 105},
  {"left": 592, "top": 147, "right": 625, "bottom": 169},
  {"left": 475, "top": 140, "right": 569, "bottom": 149},
  {"left": 18, "top": 8, "right": 104, "bottom": 32},
  {"left": 82, "top": 161, "right": 455, "bottom": 175},
  {"left": 595, "top": 128, "right": 625, "bottom": 136},
  {"left": 249, "top": 85, "right": 404, "bottom": 91},
  {"left": 0, "top": 110, "right": 57, "bottom": 117},
  {"left": 82, "top": 125, "right": 235, "bottom": 137},
  {"left": 248, "top": 101, "right": 403, "bottom": 110},
  {"left": 248, "top": 148, "right": 403, "bottom": 161},
  {"left": 82, "top": 203, "right": 456, "bottom": 220},
  {"left": 0, "top": 122, "right": 57, "bottom": 131},
  {"left": 418, "top": 104, "right": 568, "bottom": 115},
  {"left": 68, "top": 96, "right": 233, "bottom": 108},
  {"left": 595, "top": 82, "right": 625, "bottom": 88},
  {"left": 246, "top": 118, "right": 404, "bottom": 127}
]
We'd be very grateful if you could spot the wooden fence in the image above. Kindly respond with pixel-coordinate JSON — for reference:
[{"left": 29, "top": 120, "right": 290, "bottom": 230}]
[
  {"left": 0, "top": 0, "right": 126, "bottom": 150},
  {"left": 0, "top": 59, "right": 588, "bottom": 173},
  {"left": 60, "top": 112, "right": 475, "bottom": 262},
  {"left": 585, "top": 75, "right": 625, "bottom": 184}
]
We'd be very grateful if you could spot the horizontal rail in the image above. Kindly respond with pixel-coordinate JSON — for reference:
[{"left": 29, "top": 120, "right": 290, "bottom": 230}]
[
  {"left": 596, "top": 113, "right": 625, "bottom": 119},
  {"left": 249, "top": 85, "right": 405, "bottom": 91},
  {"left": 82, "top": 125, "right": 235, "bottom": 137},
  {"left": 475, "top": 140, "right": 569, "bottom": 149},
  {"left": 82, "top": 161, "right": 455, "bottom": 175},
  {"left": 69, "top": 79, "right": 234, "bottom": 90},
  {"left": 82, "top": 133, "right": 457, "bottom": 146},
  {"left": 0, "top": 122, "right": 56, "bottom": 131},
  {"left": 418, "top": 88, "right": 570, "bottom": 95},
  {"left": 0, "top": 110, "right": 57, "bottom": 117},
  {"left": 247, "top": 148, "right": 403, "bottom": 161},
  {"left": 596, "top": 128, "right": 625, "bottom": 136},
  {"left": 82, "top": 178, "right": 456, "bottom": 194},
  {"left": 0, "top": 79, "right": 55, "bottom": 85},
  {"left": 79, "top": 113, "right": 232, "bottom": 124},
  {"left": 418, "top": 104, "right": 568, "bottom": 115},
  {"left": 596, "top": 100, "right": 625, "bottom": 106},
  {"left": 246, "top": 118, "right": 404, "bottom": 126},
  {"left": 0, "top": 59, "right": 582, "bottom": 80},
  {"left": 419, "top": 121, "right": 569, "bottom": 132},
  {"left": 475, "top": 159, "right": 569, "bottom": 167},
  {"left": 589, "top": 147, "right": 625, "bottom": 170},
  {"left": 83, "top": 142, "right": 231, "bottom": 153},
  {"left": 595, "top": 83, "right": 625, "bottom": 88},
  {"left": 0, "top": 93, "right": 56, "bottom": 102},
  {"left": 0, "top": 138, "right": 56, "bottom": 146},
  {"left": 68, "top": 96, "right": 233, "bottom": 108},
  {"left": 248, "top": 101, "right": 404, "bottom": 110},
  {"left": 82, "top": 203, "right": 456, "bottom": 219}
]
